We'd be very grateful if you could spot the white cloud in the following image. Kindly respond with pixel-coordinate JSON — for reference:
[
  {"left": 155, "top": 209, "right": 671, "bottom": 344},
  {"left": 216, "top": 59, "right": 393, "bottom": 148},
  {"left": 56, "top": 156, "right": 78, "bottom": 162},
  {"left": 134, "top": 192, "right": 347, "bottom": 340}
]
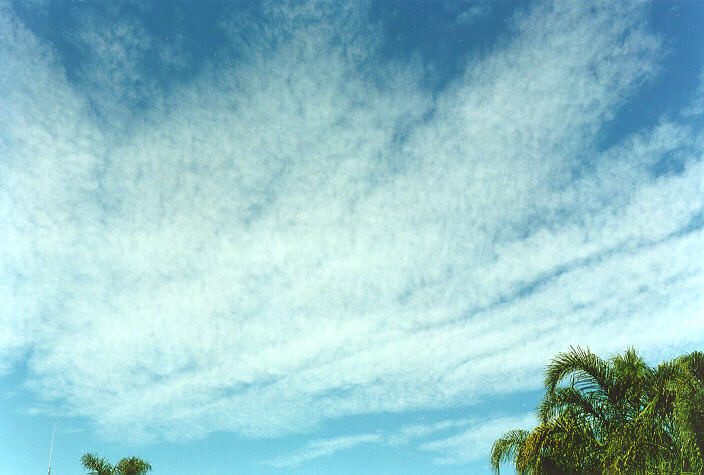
[
  {"left": 419, "top": 413, "right": 536, "bottom": 465},
  {"left": 386, "top": 418, "right": 473, "bottom": 446},
  {"left": 683, "top": 71, "right": 704, "bottom": 117},
  {"left": 455, "top": 3, "right": 490, "bottom": 26},
  {"left": 266, "top": 433, "right": 382, "bottom": 467},
  {"left": 265, "top": 413, "right": 534, "bottom": 467},
  {"left": 0, "top": 0, "right": 702, "bottom": 459},
  {"left": 267, "top": 416, "right": 507, "bottom": 466}
]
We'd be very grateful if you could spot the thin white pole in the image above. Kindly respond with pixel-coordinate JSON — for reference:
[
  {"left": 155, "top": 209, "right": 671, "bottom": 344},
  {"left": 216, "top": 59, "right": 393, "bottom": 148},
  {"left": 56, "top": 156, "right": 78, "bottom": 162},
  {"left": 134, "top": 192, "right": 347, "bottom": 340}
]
[{"left": 47, "top": 421, "right": 56, "bottom": 475}]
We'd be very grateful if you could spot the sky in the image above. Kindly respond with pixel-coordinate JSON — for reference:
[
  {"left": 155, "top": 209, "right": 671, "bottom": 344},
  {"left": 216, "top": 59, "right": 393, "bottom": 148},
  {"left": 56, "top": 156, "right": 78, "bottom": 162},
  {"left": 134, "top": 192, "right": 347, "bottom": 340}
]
[{"left": 0, "top": 0, "right": 703, "bottom": 473}]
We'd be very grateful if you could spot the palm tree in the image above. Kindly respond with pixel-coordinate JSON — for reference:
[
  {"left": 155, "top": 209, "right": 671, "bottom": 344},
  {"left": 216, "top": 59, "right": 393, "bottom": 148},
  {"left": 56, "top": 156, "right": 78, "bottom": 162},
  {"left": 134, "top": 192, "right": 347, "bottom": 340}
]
[
  {"left": 81, "top": 453, "right": 113, "bottom": 475},
  {"left": 490, "top": 347, "right": 704, "bottom": 473},
  {"left": 81, "top": 453, "right": 152, "bottom": 475},
  {"left": 651, "top": 351, "right": 704, "bottom": 472},
  {"left": 113, "top": 457, "right": 152, "bottom": 475}
]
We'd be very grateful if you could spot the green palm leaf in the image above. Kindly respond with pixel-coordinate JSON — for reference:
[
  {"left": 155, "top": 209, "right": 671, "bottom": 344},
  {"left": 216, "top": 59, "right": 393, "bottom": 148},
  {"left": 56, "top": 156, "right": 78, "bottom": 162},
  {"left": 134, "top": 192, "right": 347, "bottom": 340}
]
[
  {"left": 490, "top": 429, "right": 530, "bottom": 474},
  {"left": 545, "top": 346, "right": 614, "bottom": 399}
]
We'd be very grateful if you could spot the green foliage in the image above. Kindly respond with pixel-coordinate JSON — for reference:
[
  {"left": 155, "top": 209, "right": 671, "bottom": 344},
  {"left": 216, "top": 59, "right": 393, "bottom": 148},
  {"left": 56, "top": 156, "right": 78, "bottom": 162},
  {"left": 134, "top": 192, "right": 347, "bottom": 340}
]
[
  {"left": 113, "top": 456, "right": 152, "bottom": 475},
  {"left": 81, "top": 453, "right": 113, "bottom": 475},
  {"left": 490, "top": 347, "right": 704, "bottom": 474},
  {"left": 81, "top": 453, "right": 151, "bottom": 475},
  {"left": 490, "top": 430, "right": 530, "bottom": 473}
]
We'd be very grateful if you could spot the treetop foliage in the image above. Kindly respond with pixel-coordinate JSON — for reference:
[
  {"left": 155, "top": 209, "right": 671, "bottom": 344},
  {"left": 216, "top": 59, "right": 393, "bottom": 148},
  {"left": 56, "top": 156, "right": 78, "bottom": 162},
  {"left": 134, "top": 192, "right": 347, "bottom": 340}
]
[
  {"left": 491, "top": 346, "right": 704, "bottom": 474},
  {"left": 81, "top": 453, "right": 152, "bottom": 475}
]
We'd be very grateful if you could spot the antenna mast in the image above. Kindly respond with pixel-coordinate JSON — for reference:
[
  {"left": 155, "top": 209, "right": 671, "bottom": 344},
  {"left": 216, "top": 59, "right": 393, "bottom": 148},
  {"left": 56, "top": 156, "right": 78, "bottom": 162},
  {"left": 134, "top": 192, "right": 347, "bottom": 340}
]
[{"left": 48, "top": 421, "right": 56, "bottom": 475}]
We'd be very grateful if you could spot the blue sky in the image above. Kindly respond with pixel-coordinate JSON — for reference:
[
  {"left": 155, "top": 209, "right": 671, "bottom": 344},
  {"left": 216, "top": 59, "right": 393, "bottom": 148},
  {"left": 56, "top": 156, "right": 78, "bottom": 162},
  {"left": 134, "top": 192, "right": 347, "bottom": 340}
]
[{"left": 1, "top": 0, "right": 703, "bottom": 473}]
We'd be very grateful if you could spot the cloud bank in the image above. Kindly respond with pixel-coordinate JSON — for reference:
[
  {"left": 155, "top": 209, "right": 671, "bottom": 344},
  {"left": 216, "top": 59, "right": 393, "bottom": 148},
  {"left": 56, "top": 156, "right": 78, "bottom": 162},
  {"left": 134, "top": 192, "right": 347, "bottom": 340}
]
[{"left": 1, "top": 0, "right": 703, "bottom": 464}]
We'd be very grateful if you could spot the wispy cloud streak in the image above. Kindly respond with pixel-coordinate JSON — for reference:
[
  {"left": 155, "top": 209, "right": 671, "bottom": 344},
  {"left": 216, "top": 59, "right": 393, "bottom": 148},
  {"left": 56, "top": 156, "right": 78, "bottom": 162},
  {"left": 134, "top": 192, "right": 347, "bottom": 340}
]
[
  {"left": 266, "top": 433, "right": 383, "bottom": 467},
  {"left": 267, "top": 413, "right": 535, "bottom": 467}
]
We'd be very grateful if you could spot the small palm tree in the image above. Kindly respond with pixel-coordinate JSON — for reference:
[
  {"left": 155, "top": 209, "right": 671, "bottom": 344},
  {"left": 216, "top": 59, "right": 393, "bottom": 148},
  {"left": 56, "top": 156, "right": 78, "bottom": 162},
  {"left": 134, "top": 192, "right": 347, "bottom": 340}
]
[
  {"left": 113, "top": 456, "right": 152, "bottom": 475},
  {"left": 81, "top": 453, "right": 113, "bottom": 475},
  {"left": 81, "top": 453, "right": 152, "bottom": 475}
]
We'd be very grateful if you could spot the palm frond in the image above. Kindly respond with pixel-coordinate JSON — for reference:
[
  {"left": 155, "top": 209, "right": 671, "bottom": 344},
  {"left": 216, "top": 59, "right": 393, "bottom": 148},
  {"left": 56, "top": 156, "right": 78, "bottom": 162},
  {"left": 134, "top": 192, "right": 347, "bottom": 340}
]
[
  {"left": 538, "top": 385, "right": 603, "bottom": 425},
  {"left": 544, "top": 346, "right": 614, "bottom": 397},
  {"left": 490, "top": 429, "right": 530, "bottom": 474},
  {"left": 80, "top": 453, "right": 113, "bottom": 475},
  {"left": 114, "top": 456, "right": 152, "bottom": 475}
]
